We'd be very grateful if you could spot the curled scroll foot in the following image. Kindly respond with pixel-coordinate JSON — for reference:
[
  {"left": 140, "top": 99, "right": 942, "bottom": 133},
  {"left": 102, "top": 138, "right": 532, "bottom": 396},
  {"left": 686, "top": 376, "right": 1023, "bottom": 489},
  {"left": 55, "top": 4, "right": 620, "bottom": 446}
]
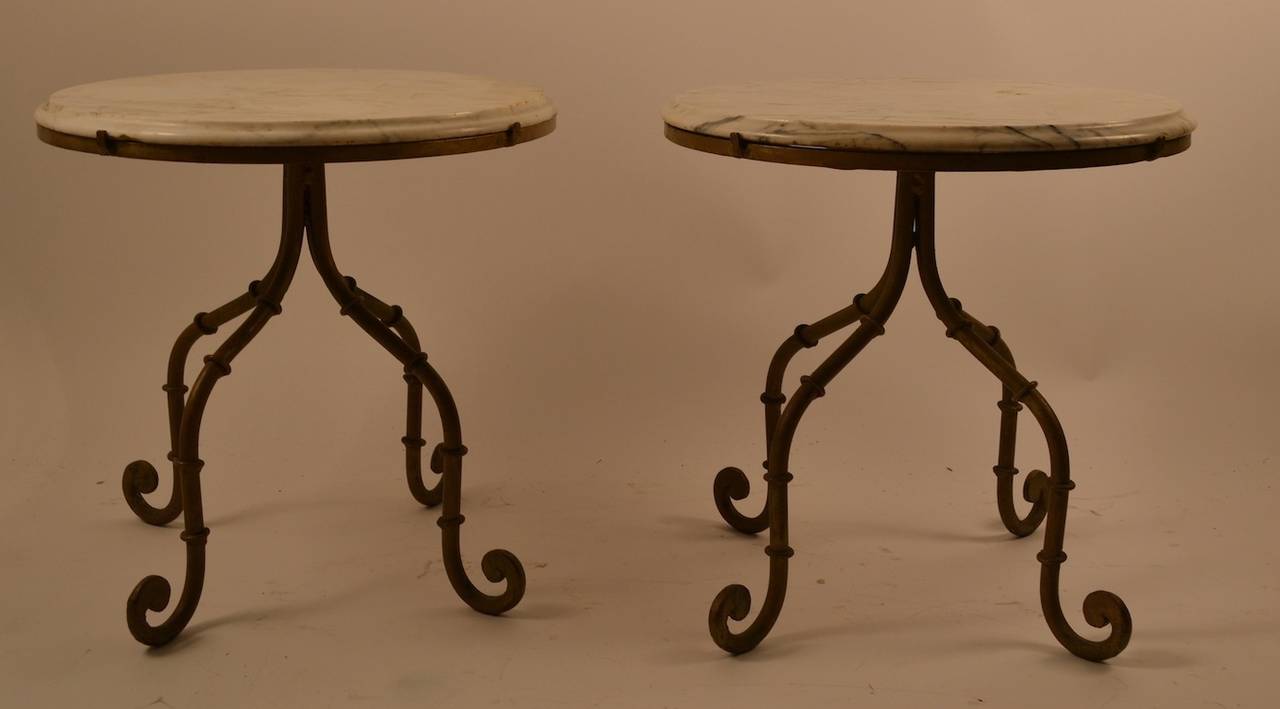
[
  {"left": 125, "top": 523, "right": 210, "bottom": 647},
  {"left": 708, "top": 551, "right": 792, "bottom": 655},
  {"left": 1048, "top": 585, "right": 1132, "bottom": 662},
  {"left": 402, "top": 439, "right": 444, "bottom": 507},
  {"left": 446, "top": 545, "right": 526, "bottom": 617},
  {"left": 998, "top": 468, "right": 1048, "bottom": 538},
  {"left": 1083, "top": 591, "right": 1132, "bottom": 639},
  {"left": 122, "top": 460, "right": 181, "bottom": 527},
  {"left": 709, "top": 583, "right": 758, "bottom": 654},
  {"left": 478, "top": 548, "right": 526, "bottom": 614},
  {"left": 713, "top": 466, "right": 768, "bottom": 535},
  {"left": 414, "top": 443, "right": 447, "bottom": 507},
  {"left": 126, "top": 574, "right": 181, "bottom": 647}
]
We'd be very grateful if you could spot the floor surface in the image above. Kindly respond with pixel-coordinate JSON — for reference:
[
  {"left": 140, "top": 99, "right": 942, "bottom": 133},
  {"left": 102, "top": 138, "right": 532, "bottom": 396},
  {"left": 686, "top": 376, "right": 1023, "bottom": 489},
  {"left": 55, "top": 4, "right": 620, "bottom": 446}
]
[{"left": 4, "top": 390, "right": 1274, "bottom": 708}]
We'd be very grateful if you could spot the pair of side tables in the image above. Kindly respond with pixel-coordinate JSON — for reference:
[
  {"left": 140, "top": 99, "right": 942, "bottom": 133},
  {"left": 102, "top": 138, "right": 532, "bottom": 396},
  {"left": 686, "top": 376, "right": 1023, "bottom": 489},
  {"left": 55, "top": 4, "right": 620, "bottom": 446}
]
[{"left": 36, "top": 69, "right": 1195, "bottom": 662}]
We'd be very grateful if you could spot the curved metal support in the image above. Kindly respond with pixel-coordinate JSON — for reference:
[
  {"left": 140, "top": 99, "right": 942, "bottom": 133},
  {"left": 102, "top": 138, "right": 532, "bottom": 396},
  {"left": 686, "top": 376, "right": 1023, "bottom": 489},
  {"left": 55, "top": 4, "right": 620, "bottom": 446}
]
[
  {"left": 122, "top": 288, "right": 257, "bottom": 525},
  {"left": 714, "top": 282, "right": 890, "bottom": 535},
  {"left": 912, "top": 171, "right": 1130, "bottom": 661},
  {"left": 302, "top": 163, "right": 524, "bottom": 615},
  {"left": 348, "top": 280, "right": 443, "bottom": 507},
  {"left": 710, "top": 172, "right": 917, "bottom": 654},
  {"left": 126, "top": 164, "right": 305, "bottom": 646},
  {"left": 951, "top": 305, "right": 1049, "bottom": 537}
]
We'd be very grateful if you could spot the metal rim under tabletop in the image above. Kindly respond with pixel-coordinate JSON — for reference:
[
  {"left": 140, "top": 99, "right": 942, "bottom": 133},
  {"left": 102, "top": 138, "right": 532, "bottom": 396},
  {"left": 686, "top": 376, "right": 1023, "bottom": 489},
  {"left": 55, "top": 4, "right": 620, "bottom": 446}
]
[
  {"left": 36, "top": 117, "right": 556, "bottom": 164},
  {"left": 664, "top": 123, "right": 1190, "bottom": 172}
]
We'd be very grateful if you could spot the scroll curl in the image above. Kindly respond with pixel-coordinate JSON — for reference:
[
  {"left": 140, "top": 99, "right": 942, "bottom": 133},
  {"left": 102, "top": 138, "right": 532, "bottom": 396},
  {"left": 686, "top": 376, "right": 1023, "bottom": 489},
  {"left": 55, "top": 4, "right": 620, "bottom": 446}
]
[
  {"left": 713, "top": 466, "right": 767, "bottom": 535},
  {"left": 122, "top": 460, "right": 176, "bottom": 526}
]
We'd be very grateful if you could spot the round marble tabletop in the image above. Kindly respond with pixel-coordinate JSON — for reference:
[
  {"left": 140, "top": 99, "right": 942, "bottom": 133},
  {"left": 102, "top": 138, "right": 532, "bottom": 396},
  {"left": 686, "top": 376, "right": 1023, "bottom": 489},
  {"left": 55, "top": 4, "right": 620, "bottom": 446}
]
[
  {"left": 663, "top": 79, "right": 1194, "bottom": 157},
  {"left": 36, "top": 69, "right": 556, "bottom": 162}
]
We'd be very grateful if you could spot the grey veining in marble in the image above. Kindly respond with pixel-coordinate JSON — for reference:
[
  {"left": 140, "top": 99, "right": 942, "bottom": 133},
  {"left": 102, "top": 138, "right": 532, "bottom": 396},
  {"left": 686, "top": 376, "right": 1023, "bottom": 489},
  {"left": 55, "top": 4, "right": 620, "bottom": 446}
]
[
  {"left": 663, "top": 79, "right": 1195, "bottom": 153},
  {"left": 35, "top": 69, "right": 556, "bottom": 146}
]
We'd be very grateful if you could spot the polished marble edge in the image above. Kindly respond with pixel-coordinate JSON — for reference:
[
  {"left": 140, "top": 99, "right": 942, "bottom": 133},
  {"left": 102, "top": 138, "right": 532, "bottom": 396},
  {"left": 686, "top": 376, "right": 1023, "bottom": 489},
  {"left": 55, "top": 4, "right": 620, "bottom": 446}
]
[
  {"left": 35, "top": 69, "right": 557, "bottom": 147},
  {"left": 36, "top": 117, "right": 557, "bottom": 165},
  {"left": 663, "top": 123, "right": 1191, "bottom": 173},
  {"left": 662, "top": 79, "right": 1196, "bottom": 153}
]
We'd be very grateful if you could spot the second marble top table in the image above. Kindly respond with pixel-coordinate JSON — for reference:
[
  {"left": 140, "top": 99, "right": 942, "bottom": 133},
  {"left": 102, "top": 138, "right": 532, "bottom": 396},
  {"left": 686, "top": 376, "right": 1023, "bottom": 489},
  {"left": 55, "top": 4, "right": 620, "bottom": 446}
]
[
  {"left": 37, "top": 69, "right": 556, "bottom": 647},
  {"left": 664, "top": 78, "right": 1192, "bottom": 169},
  {"left": 663, "top": 78, "right": 1194, "bottom": 661}
]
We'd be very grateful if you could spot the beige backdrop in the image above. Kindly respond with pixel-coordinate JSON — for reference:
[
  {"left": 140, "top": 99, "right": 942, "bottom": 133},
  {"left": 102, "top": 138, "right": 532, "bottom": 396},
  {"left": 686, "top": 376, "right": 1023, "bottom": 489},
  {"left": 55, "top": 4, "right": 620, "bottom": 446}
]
[{"left": 3, "top": 1, "right": 1277, "bottom": 707}]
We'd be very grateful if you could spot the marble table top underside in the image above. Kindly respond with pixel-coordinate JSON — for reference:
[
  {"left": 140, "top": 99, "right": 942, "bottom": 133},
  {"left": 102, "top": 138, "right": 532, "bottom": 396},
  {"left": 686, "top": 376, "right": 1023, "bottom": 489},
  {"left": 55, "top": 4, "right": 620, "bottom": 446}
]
[
  {"left": 35, "top": 69, "right": 556, "bottom": 147},
  {"left": 663, "top": 79, "right": 1195, "bottom": 153}
]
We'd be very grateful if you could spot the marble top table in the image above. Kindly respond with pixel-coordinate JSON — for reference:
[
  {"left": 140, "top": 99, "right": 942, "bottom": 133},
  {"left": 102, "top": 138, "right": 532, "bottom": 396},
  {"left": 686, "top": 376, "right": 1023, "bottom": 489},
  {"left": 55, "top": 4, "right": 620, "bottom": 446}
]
[
  {"left": 670, "top": 78, "right": 1194, "bottom": 662},
  {"left": 36, "top": 68, "right": 557, "bottom": 162},
  {"left": 663, "top": 79, "right": 1194, "bottom": 170},
  {"left": 36, "top": 69, "right": 553, "bottom": 648}
]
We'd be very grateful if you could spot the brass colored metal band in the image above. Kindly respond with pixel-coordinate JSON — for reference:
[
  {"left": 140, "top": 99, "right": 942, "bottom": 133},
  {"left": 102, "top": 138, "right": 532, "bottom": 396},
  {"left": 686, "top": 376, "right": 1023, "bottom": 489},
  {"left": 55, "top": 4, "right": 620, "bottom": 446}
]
[
  {"left": 793, "top": 324, "right": 819, "bottom": 348},
  {"left": 437, "top": 514, "right": 466, "bottom": 529},
  {"left": 192, "top": 312, "right": 218, "bottom": 335},
  {"left": 1012, "top": 380, "right": 1040, "bottom": 402},
  {"left": 1037, "top": 550, "right": 1068, "bottom": 565},
  {"left": 996, "top": 399, "right": 1023, "bottom": 413},
  {"left": 202, "top": 354, "right": 232, "bottom": 376},
  {"left": 403, "top": 352, "right": 430, "bottom": 375},
  {"left": 799, "top": 374, "right": 826, "bottom": 397}
]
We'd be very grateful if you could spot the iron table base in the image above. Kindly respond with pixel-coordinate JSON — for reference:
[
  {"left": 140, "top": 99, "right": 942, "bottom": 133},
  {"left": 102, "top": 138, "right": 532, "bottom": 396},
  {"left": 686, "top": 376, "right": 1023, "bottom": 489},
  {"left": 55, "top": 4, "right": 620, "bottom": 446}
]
[
  {"left": 709, "top": 171, "right": 1132, "bottom": 662},
  {"left": 122, "top": 163, "right": 525, "bottom": 646}
]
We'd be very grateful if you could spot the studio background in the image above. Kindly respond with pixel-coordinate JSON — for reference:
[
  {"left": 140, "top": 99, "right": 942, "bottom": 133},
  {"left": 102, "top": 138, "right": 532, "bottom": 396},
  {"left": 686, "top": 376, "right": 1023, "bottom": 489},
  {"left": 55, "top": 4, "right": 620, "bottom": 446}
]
[{"left": 2, "top": 1, "right": 1276, "bottom": 707}]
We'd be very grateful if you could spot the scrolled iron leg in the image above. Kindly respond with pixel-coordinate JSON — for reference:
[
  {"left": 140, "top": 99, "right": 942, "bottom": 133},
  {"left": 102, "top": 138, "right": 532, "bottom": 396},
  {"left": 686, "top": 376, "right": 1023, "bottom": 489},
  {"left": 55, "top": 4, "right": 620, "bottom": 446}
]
[
  {"left": 947, "top": 305, "right": 1049, "bottom": 537},
  {"left": 986, "top": 329, "right": 1050, "bottom": 537},
  {"left": 912, "top": 170, "right": 1130, "bottom": 661},
  {"left": 710, "top": 172, "right": 917, "bottom": 654},
  {"left": 714, "top": 287, "right": 889, "bottom": 535},
  {"left": 126, "top": 165, "right": 305, "bottom": 646},
  {"left": 123, "top": 284, "right": 264, "bottom": 525},
  {"left": 302, "top": 163, "right": 524, "bottom": 615},
  {"left": 347, "top": 279, "right": 443, "bottom": 507}
]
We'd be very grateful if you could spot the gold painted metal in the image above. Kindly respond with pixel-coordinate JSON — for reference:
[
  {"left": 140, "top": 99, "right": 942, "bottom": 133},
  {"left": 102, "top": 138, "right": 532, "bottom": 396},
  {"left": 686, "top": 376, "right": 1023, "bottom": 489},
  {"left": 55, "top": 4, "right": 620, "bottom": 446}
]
[{"left": 40, "top": 121, "right": 551, "bottom": 647}]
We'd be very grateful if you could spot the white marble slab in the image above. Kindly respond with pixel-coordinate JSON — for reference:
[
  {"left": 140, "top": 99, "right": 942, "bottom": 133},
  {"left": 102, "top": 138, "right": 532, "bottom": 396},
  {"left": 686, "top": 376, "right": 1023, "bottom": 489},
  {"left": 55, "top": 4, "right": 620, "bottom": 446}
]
[
  {"left": 663, "top": 79, "right": 1195, "bottom": 153},
  {"left": 35, "top": 69, "right": 556, "bottom": 146}
]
